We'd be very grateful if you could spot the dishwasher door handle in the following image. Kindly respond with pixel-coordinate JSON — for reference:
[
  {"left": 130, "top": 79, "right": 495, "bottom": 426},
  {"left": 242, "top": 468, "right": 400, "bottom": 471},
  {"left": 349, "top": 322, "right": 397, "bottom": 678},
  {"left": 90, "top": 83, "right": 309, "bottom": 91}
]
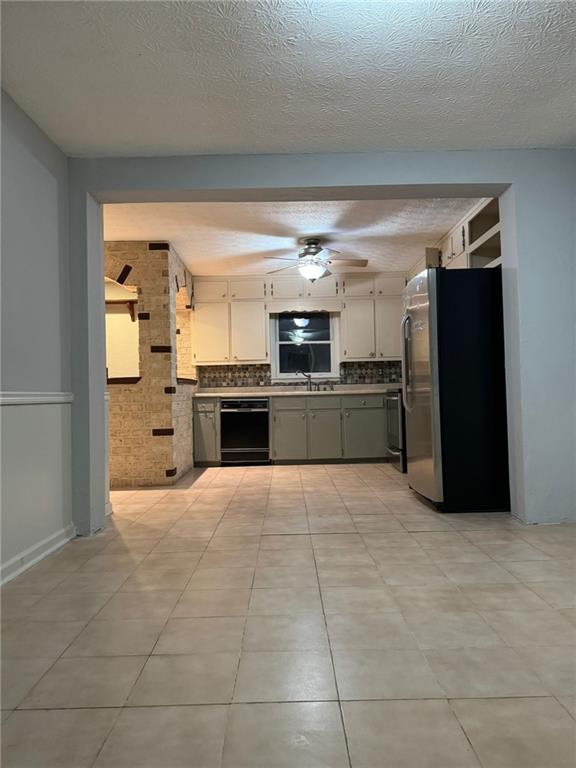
[{"left": 221, "top": 408, "right": 269, "bottom": 413}]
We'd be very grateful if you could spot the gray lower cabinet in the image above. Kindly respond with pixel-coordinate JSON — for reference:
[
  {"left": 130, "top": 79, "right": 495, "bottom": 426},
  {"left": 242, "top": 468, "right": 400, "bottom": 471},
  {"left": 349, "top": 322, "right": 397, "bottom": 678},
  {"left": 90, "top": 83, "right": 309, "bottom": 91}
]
[
  {"left": 271, "top": 395, "right": 388, "bottom": 462},
  {"left": 272, "top": 409, "right": 307, "bottom": 460},
  {"left": 343, "top": 407, "right": 387, "bottom": 458},
  {"left": 193, "top": 411, "right": 219, "bottom": 463},
  {"left": 308, "top": 409, "right": 342, "bottom": 460}
]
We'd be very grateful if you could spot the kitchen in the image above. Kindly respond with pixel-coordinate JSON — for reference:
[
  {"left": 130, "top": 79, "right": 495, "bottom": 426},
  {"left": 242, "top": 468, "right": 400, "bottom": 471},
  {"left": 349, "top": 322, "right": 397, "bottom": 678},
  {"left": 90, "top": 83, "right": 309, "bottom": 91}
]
[{"left": 104, "top": 195, "right": 509, "bottom": 514}]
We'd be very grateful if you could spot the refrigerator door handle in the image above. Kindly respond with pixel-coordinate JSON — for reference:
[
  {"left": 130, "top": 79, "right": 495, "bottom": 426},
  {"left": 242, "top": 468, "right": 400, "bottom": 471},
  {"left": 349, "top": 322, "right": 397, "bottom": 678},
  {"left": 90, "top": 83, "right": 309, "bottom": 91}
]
[{"left": 401, "top": 313, "right": 412, "bottom": 412}]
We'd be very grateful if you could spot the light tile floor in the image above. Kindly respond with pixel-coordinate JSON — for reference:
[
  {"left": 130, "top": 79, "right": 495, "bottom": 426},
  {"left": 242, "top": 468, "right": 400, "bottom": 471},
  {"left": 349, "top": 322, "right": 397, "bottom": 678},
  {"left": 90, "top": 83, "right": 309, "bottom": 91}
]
[{"left": 2, "top": 462, "right": 576, "bottom": 767}]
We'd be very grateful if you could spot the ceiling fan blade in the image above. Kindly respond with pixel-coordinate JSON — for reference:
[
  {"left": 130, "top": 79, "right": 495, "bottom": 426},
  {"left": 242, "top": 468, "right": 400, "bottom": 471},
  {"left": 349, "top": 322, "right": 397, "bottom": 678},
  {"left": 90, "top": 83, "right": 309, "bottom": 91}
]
[
  {"left": 326, "top": 258, "right": 369, "bottom": 268},
  {"left": 317, "top": 247, "right": 341, "bottom": 260},
  {"left": 267, "top": 264, "right": 302, "bottom": 275},
  {"left": 268, "top": 257, "right": 299, "bottom": 262}
]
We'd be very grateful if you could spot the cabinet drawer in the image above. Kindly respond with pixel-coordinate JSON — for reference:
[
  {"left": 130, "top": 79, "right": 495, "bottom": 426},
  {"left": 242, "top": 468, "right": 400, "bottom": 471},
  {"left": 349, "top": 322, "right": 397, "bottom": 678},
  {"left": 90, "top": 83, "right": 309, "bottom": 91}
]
[
  {"left": 272, "top": 396, "right": 307, "bottom": 410},
  {"left": 342, "top": 395, "right": 384, "bottom": 409},
  {"left": 306, "top": 396, "right": 341, "bottom": 410},
  {"left": 193, "top": 399, "right": 218, "bottom": 412}
]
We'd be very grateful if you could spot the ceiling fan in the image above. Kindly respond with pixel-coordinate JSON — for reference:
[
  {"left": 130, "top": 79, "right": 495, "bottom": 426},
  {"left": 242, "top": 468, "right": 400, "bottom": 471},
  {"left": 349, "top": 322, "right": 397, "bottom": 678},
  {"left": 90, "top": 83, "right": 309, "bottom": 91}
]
[{"left": 267, "top": 237, "right": 368, "bottom": 282}]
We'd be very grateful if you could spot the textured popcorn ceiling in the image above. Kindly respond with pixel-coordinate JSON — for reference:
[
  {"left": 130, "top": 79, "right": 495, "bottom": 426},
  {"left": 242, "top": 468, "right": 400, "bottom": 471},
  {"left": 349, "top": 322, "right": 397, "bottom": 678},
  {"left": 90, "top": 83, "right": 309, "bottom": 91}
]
[
  {"left": 2, "top": 0, "right": 575, "bottom": 156},
  {"left": 103, "top": 198, "right": 479, "bottom": 274}
]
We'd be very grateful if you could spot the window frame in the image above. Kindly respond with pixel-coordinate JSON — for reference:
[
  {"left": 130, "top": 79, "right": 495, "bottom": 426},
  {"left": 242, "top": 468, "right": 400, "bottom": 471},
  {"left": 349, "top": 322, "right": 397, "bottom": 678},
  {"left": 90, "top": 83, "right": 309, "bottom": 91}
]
[{"left": 270, "top": 312, "right": 340, "bottom": 381}]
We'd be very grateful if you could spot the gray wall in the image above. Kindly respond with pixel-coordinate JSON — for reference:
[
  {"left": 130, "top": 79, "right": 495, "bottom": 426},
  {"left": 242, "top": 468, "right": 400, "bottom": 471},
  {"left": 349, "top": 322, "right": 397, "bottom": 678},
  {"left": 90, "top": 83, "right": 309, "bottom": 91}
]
[
  {"left": 1, "top": 92, "right": 70, "bottom": 392},
  {"left": 1, "top": 93, "right": 74, "bottom": 580}
]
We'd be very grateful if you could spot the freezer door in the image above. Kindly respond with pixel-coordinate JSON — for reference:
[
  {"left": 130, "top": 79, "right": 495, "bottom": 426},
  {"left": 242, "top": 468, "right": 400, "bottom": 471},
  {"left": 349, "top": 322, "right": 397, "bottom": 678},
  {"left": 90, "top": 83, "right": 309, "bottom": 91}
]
[{"left": 402, "top": 269, "right": 443, "bottom": 503}]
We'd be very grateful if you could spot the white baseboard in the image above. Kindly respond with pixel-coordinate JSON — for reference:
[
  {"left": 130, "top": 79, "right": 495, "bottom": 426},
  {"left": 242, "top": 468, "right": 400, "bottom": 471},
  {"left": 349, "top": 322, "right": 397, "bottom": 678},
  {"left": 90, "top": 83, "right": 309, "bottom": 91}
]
[
  {"left": 1, "top": 523, "right": 76, "bottom": 585},
  {"left": 105, "top": 502, "right": 114, "bottom": 517}
]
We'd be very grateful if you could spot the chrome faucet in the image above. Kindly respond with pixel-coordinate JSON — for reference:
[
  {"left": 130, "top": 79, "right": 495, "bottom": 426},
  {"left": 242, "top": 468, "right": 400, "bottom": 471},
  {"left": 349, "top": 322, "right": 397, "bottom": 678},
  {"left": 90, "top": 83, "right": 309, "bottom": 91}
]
[{"left": 296, "top": 371, "right": 314, "bottom": 391}]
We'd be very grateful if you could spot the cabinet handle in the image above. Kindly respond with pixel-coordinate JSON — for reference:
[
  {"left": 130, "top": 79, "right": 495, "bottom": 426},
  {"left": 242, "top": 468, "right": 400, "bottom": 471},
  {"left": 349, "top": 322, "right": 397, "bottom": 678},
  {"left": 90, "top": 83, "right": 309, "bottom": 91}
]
[
  {"left": 343, "top": 350, "right": 347, "bottom": 356},
  {"left": 311, "top": 413, "right": 316, "bottom": 419},
  {"left": 369, "top": 290, "right": 373, "bottom": 294},
  {"left": 301, "top": 413, "right": 306, "bottom": 419},
  {"left": 233, "top": 356, "right": 238, "bottom": 360},
  {"left": 345, "top": 412, "right": 350, "bottom": 417},
  {"left": 362, "top": 400, "right": 366, "bottom": 405},
  {"left": 231, "top": 294, "right": 236, "bottom": 298},
  {"left": 222, "top": 294, "right": 226, "bottom": 298}
]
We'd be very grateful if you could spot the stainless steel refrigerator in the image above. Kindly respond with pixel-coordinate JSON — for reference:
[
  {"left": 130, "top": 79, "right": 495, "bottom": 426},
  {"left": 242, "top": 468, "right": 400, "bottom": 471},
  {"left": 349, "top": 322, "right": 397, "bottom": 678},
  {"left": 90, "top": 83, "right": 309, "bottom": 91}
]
[{"left": 401, "top": 268, "right": 510, "bottom": 512}]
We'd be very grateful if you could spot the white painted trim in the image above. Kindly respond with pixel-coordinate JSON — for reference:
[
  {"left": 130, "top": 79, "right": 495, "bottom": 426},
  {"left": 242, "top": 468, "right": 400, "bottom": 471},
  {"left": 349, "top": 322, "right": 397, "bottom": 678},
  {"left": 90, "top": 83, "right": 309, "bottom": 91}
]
[
  {"left": 0, "top": 392, "right": 73, "bottom": 406},
  {"left": 270, "top": 313, "right": 341, "bottom": 381},
  {"left": 1, "top": 523, "right": 76, "bottom": 584}
]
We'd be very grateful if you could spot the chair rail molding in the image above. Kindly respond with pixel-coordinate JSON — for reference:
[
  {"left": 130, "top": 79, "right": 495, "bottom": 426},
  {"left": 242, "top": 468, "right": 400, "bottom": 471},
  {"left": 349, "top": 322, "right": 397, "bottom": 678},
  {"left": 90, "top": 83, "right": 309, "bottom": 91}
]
[{"left": 0, "top": 391, "right": 74, "bottom": 405}]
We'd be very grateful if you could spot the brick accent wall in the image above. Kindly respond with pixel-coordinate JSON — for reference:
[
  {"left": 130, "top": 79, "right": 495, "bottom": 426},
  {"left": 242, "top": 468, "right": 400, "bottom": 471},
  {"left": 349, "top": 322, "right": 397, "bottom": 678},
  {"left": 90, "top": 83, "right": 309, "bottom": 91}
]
[{"left": 105, "top": 242, "right": 194, "bottom": 487}]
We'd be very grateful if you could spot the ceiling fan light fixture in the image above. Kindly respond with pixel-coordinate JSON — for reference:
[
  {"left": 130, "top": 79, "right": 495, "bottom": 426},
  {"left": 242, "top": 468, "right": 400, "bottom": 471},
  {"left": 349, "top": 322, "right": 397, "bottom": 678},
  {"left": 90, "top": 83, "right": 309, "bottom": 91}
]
[{"left": 299, "top": 262, "right": 327, "bottom": 282}]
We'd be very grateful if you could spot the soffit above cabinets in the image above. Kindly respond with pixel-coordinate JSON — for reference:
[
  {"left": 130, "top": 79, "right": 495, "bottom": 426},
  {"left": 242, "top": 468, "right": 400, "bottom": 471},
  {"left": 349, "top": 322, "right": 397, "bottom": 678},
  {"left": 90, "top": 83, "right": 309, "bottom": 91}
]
[
  {"left": 103, "top": 198, "right": 480, "bottom": 275},
  {"left": 3, "top": 1, "right": 575, "bottom": 155}
]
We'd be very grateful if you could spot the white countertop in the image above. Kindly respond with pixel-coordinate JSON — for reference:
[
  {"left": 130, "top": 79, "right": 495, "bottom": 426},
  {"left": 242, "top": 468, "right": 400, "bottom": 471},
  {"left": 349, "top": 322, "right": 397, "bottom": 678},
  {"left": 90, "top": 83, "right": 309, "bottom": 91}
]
[{"left": 194, "top": 384, "right": 401, "bottom": 397}]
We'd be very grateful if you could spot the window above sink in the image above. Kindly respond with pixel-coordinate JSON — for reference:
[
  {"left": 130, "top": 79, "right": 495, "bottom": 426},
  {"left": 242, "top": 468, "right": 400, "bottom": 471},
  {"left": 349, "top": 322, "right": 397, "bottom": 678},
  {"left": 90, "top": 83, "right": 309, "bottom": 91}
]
[{"left": 271, "top": 312, "right": 340, "bottom": 380}]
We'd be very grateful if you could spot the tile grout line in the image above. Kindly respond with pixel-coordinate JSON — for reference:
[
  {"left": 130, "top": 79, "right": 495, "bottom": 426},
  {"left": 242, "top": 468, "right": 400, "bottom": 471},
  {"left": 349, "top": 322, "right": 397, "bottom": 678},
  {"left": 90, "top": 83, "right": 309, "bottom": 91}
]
[{"left": 306, "top": 468, "right": 354, "bottom": 768}]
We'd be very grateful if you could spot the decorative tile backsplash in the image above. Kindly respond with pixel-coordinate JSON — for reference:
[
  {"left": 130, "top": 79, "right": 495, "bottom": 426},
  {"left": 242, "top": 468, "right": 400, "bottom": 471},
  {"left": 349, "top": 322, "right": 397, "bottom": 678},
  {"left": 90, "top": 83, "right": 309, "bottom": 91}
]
[
  {"left": 197, "top": 364, "right": 272, "bottom": 388},
  {"left": 197, "top": 361, "right": 401, "bottom": 388},
  {"left": 339, "top": 361, "right": 402, "bottom": 384}
]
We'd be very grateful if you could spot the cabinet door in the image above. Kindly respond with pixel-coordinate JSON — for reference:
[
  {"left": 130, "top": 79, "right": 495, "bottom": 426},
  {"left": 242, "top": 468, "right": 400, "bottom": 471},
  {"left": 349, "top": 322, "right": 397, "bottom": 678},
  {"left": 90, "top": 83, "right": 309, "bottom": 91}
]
[
  {"left": 341, "top": 276, "right": 375, "bottom": 296},
  {"left": 343, "top": 408, "right": 387, "bottom": 459},
  {"left": 230, "top": 301, "right": 267, "bottom": 361},
  {"left": 445, "top": 252, "right": 469, "bottom": 270},
  {"left": 269, "top": 277, "right": 304, "bottom": 299},
  {"left": 230, "top": 280, "right": 266, "bottom": 300},
  {"left": 194, "top": 412, "right": 218, "bottom": 463},
  {"left": 305, "top": 275, "right": 338, "bottom": 297},
  {"left": 193, "top": 281, "right": 228, "bottom": 301},
  {"left": 272, "top": 410, "right": 308, "bottom": 460},
  {"left": 374, "top": 276, "right": 405, "bottom": 296},
  {"left": 375, "top": 297, "right": 403, "bottom": 359},
  {"left": 193, "top": 303, "right": 230, "bottom": 362},
  {"left": 439, "top": 234, "right": 453, "bottom": 267},
  {"left": 308, "top": 409, "right": 342, "bottom": 459},
  {"left": 342, "top": 300, "right": 376, "bottom": 360}
]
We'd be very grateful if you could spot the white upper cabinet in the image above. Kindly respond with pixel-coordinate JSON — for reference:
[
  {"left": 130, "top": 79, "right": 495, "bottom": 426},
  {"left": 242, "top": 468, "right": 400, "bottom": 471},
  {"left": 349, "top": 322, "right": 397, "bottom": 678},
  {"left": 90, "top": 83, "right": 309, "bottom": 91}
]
[
  {"left": 268, "top": 277, "right": 304, "bottom": 299},
  {"left": 193, "top": 302, "right": 230, "bottom": 362},
  {"left": 375, "top": 297, "right": 403, "bottom": 359},
  {"left": 230, "top": 301, "right": 267, "bottom": 361},
  {"left": 342, "top": 299, "right": 376, "bottom": 360},
  {"left": 340, "top": 276, "right": 375, "bottom": 296},
  {"left": 445, "top": 252, "right": 469, "bottom": 270},
  {"left": 229, "top": 279, "right": 266, "bottom": 300},
  {"left": 374, "top": 275, "right": 405, "bottom": 296},
  {"left": 305, "top": 274, "right": 338, "bottom": 297},
  {"left": 439, "top": 233, "right": 453, "bottom": 267},
  {"left": 193, "top": 281, "right": 228, "bottom": 301}
]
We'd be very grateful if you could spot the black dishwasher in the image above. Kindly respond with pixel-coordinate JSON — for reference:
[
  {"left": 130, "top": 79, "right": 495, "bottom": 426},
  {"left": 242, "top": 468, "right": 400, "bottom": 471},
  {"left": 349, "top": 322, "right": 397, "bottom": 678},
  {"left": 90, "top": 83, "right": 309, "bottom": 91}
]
[{"left": 220, "top": 399, "right": 270, "bottom": 465}]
